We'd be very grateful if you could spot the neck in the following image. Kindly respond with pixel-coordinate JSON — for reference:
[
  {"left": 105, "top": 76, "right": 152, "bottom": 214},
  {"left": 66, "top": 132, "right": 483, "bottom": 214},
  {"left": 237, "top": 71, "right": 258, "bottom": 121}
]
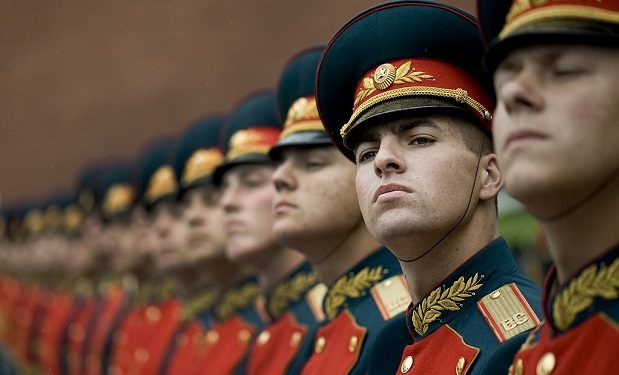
[
  {"left": 202, "top": 255, "right": 251, "bottom": 291},
  {"left": 310, "top": 221, "right": 382, "bottom": 285},
  {"left": 171, "top": 265, "right": 213, "bottom": 296},
  {"left": 256, "top": 247, "right": 306, "bottom": 292},
  {"left": 399, "top": 208, "right": 499, "bottom": 303},
  {"left": 540, "top": 179, "right": 619, "bottom": 284}
]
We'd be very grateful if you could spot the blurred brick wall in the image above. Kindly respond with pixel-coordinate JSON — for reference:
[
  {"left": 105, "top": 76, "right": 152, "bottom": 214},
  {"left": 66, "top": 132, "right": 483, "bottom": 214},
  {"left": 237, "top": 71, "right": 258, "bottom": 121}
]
[{"left": 0, "top": 0, "right": 474, "bottom": 207}]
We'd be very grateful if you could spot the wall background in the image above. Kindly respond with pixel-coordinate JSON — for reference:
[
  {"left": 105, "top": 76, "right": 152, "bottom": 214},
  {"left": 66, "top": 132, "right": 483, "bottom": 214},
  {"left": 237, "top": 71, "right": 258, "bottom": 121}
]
[{"left": 0, "top": 0, "right": 475, "bottom": 207}]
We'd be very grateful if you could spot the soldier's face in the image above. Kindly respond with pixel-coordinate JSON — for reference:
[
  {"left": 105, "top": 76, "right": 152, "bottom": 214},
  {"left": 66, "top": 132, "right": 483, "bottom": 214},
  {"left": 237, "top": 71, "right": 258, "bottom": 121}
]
[
  {"left": 149, "top": 201, "right": 189, "bottom": 272},
  {"left": 493, "top": 44, "right": 619, "bottom": 218},
  {"left": 353, "top": 115, "right": 484, "bottom": 256},
  {"left": 219, "top": 164, "right": 280, "bottom": 266},
  {"left": 271, "top": 146, "right": 362, "bottom": 259},
  {"left": 182, "top": 186, "right": 226, "bottom": 264}
]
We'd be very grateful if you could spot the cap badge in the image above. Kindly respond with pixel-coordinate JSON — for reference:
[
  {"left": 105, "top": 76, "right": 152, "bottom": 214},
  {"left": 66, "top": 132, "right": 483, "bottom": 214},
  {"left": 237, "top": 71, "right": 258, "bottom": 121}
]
[
  {"left": 373, "top": 63, "right": 397, "bottom": 90},
  {"left": 355, "top": 61, "right": 435, "bottom": 107}
]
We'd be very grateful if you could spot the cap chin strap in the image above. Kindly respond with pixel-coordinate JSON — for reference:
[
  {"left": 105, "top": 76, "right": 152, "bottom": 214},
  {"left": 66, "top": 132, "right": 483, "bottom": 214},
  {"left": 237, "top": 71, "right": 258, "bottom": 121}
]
[
  {"left": 396, "top": 137, "right": 485, "bottom": 263},
  {"left": 537, "top": 161, "right": 619, "bottom": 222}
]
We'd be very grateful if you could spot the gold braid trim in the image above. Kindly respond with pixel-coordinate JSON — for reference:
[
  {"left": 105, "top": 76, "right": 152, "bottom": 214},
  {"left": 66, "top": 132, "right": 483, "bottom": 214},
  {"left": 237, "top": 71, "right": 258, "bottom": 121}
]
[
  {"left": 342, "top": 87, "right": 491, "bottom": 138},
  {"left": 267, "top": 272, "right": 317, "bottom": 319},
  {"left": 324, "top": 266, "right": 386, "bottom": 320},
  {"left": 182, "top": 289, "right": 219, "bottom": 321},
  {"left": 412, "top": 273, "right": 484, "bottom": 336},
  {"left": 553, "top": 258, "right": 619, "bottom": 331},
  {"left": 215, "top": 282, "right": 262, "bottom": 321},
  {"left": 501, "top": 5, "right": 619, "bottom": 40}
]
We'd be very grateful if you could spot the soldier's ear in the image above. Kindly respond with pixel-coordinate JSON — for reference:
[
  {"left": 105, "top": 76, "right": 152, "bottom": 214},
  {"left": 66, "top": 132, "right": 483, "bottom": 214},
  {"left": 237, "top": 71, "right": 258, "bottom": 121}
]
[{"left": 478, "top": 153, "right": 503, "bottom": 202}]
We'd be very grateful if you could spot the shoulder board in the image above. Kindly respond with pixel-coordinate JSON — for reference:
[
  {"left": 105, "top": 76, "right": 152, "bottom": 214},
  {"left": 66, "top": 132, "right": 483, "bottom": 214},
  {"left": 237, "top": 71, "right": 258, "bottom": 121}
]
[
  {"left": 370, "top": 275, "right": 411, "bottom": 321},
  {"left": 477, "top": 283, "right": 541, "bottom": 343},
  {"left": 305, "top": 283, "right": 327, "bottom": 322}
]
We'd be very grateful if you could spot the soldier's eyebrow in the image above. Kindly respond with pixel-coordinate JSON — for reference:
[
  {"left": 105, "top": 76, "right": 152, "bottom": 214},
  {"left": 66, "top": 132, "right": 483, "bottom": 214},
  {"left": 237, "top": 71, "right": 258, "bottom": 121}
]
[
  {"left": 394, "top": 119, "right": 439, "bottom": 133},
  {"left": 354, "top": 118, "right": 439, "bottom": 147}
]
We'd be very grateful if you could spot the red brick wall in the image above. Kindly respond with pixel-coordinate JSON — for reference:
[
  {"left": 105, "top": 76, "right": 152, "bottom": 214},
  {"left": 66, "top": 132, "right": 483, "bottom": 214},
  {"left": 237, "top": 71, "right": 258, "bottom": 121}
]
[{"left": 0, "top": 0, "right": 475, "bottom": 207}]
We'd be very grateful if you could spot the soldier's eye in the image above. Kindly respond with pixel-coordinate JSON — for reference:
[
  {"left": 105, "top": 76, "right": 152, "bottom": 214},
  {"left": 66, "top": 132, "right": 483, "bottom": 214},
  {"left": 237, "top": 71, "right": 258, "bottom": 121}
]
[
  {"left": 410, "top": 136, "right": 433, "bottom": 146},
  {"left": 357, "top": 150, "right": 377, "bottom": 164}
]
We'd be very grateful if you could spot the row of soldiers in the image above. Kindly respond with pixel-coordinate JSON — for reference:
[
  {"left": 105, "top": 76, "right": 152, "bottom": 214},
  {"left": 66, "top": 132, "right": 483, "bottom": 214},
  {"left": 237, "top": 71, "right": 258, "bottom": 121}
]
[{"left": 1, "top": 0, "right": 617, "bottom": 374}]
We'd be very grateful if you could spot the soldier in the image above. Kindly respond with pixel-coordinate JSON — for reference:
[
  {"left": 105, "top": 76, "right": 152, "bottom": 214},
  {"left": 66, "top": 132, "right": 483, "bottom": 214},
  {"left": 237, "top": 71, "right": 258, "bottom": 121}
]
[
  {"left": 316, "top": 1, "right": 543, "bottom": 373},
  {"left": 80, "top": 160, "right": 140, "bottom": 375},
  {"left": 477, "top": 1, "right": 619, "bottom": 373},
  {"left": 243, "top": 48, "right": 331, "bottom": 375},
  {"left": 158, "top": 115, "right": 255, "bottom": 375},
  {"left": 209, "top": 90, "right": 309, "bottom": 374},
  {"left": 269, "top": 46, "right": 411, "bottom": 375},
  {"left": 107, "top": 138, "right": 184, "bottom": 375}
]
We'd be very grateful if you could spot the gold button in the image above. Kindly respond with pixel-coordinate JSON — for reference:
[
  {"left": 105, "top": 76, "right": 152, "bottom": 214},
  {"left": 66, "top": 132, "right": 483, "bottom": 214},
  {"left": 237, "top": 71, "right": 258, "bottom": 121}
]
[
  {"left": 145, "top": 306, "right": 161, "bottom": 323},
  {"left": 238, "top": 329, "right": 251, "bottom": 345},
  {"left": 455, "top": 356, "right": 466, "bottom": 375},
  {"left": 290, "top": 331, "right": 302, "bottom": 348},
  {"left": 401, "top": 355, "right": 414, "bottom": 373},
  {"left": 257, "top": 330, "right": 271, "bottom": 346},
  {"left": 348, "top": 335, "right": 359, "bottom": 353},
  {"left": 206, "top": 330, "right": 219, "bottom": 345},
  {"left": 490, "top": 290, "right": 502, "bottom": 299},
  {"left": 315, "top": 336, "right": 326, "bottom": 353},
  {"left": 514, "top": 359, "right": 524, "bottom": 375},
  {"left": 134, "top": 347, "right": 149, "bottom": 363},
  {"left": 536, "top": 352, "right": 556, "bottom": 375}
]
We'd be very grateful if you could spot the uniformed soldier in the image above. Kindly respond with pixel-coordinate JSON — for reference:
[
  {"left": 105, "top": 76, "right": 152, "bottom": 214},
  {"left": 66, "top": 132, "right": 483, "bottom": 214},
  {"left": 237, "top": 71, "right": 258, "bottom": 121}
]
[
  {"left": 79, "top": 161, "right": 137, "bottom": 375},
  {"left": 157, "top": 114, "right": 252, "bottom": 375},
  {"left": 207, "top": 90, "right": 309, "bottom": 374},
  {"left": 267, "top": 47, "right": 411, "bottom": 375},
  {"left": 315, "top": 1, "right": 543, "bottom": 373},
  {"left": 107, "top": 138, "right": 184, "bottom": 375},
  {"left": 477, "top": 1, "right": 619, "bottom": 373},
  {"left": 240, "top": 48, "right": 330, "bottom": 375}
]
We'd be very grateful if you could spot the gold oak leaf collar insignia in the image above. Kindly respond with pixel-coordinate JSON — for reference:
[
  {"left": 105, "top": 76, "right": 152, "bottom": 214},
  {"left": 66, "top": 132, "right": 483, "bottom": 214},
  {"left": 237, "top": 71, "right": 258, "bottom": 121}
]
[
  {"left": 215, "top": 282, "right": 262, "bottom": 321},
  {"left": 553, "top": 257, "right": 619, "bottom": 331},
  {"left": 324, "top": 266, "right": 386, "bottom": 320},
  {"left": 268, "top": 272, "right": 317, "bottom": 320},
  {"left": 412, "top": 273, "right": 484, "bottom": 336},
  {"left": 182, "top": 289, "right": 219, "bottom": 322}
]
